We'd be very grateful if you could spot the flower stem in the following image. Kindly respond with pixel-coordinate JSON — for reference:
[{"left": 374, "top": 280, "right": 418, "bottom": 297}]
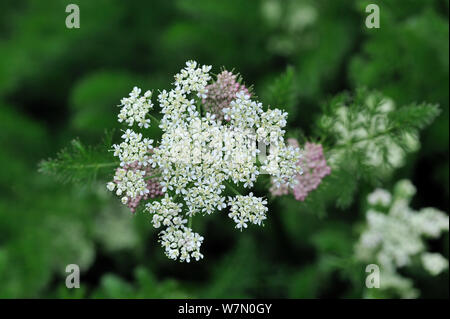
[
  {"left": 148, "top": 113, "right": 161, "bottom": 125},
  {"left": 196, "top": 100, "right": 204, "bottom": 117},
  {"left": 224, "top": 180, "right": 242, "bottom": 196},
  {"left": 65, "top": 161, "right": 119, "bottom": 169},
  {"left": 144, "top": 173, "right": 161, "bottom": 180}
]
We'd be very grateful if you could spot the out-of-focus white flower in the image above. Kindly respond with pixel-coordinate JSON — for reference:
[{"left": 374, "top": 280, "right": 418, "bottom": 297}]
[
  {"left": 394, "top": 179, "right": 416, "bottom": 199},
  {"left": 364, "top": 270, "right": 419, "bottom": 299},
  {"left": 411, "top": 208, "right": 450, "bottom": 238},
  {"left": 356, "top": 179, "right": 449, "bottom": 297},
  {"left": 324, "top": 97, "right": 419, "bottom": 175},
  {"left": 367, "top": 189, "right": 392, "bottom": 207},
  {"left": 421, "top": 253, "right": 448, "bottom": 276}
]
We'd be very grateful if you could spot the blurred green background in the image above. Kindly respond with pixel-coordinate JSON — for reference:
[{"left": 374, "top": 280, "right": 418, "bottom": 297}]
[{"left": 0, "top": 0, "right": 448, "bottom": 298}]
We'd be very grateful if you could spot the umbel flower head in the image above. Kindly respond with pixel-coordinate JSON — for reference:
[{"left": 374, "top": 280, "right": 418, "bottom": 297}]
[
  {"left": 106, "top": 61, "right": 301, "bottom": 262},
  {"left": 356, "top": 180, "right": 449, "bottom": 298},
  {"left": 270, "top": 138, "right": 330, "bottom": 201}
]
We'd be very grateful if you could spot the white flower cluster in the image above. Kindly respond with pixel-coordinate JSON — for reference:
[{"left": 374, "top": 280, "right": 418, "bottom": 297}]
[
  {"left": 223, "top": 92, "right": 263, "bottom": 130},
  {"left": 113, "top": 130, "right": 153, "bottom": 166},
  {"left": 356, "top": 180, "right": 449, "bottom": 298},
  {"left": 107, "top": 127, "right": 155, "bottom": 206},
  {"left": 421, "top": 253, "right": 449, "bottom": 276},
  {"left": 146, "top": 195, "right": 204, "bottom": 262},
  {"left": 262, "top": 144, "right": 300, "bottom": 188},
  {"left": 258, "top": 109, "right": 288, "bottom": 144},
  {"left": 325, "top": 96, "right": 419, "bottom": 174},
  {"left": 118, "top": 87, "right": 153, "bottom": 128},
  {"left": 367, "top": 188, "right": 392, "bottom": 207},
  {"left": 146, "top": 194, "right": 186, "bottom": 229},
  {"left": 107, "top": 169, "right": 147, "bottom": 205},
  {"left": 223, "top": 92, "right": 301, "bottom": 188},
  {"left": 160, "top": 226, "right": 204, "bottom": 262},
  {"left": 228, "top": 193, "right": 268, "bottom": 230},
  {"left": 224, "top": 93, "right": 289, "bottom": 147},
  {"left": 174, "top": 60, "right": 211, "bottom": 98},
  {"left": 107, "top": 60, "right": 301, "bottom": 262},
  {"left": 152, "top": 61, "right": 300, "bottom": 219},
  {"left": 366, "top": 270, "right": 418, "bottom": 299}
]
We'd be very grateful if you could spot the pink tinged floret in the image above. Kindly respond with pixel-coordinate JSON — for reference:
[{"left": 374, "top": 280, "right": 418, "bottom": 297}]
[
  {"left": 270, "top": 140, "right": 331, "bottom": 201},
  {"left": 114, "top": 160, "right": 164, "bottom": 213},
  {"left": 202, "top": 70, "right": 249, "bottom": 120}
]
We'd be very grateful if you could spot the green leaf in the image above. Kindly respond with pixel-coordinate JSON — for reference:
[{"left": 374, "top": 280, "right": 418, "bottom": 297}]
[
  {"left": 38, "top": 132, "right": 117, "bottom": 184},
  {"left": 389, "top": 103, "right": 440, "bottom": 131},
  {"left": 262, "top": 66, "right": 297, "bottom": 116}
]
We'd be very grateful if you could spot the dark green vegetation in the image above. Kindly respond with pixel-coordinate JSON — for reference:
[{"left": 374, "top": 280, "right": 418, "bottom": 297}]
[{"left": 0, "top": 0, "right": 448, "bottom": 298}]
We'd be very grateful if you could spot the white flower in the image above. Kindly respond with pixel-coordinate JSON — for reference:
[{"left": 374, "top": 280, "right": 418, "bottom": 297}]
[
  {"left": 262, "top": 143, "right": 301, "bottom": 189},
  {"left": 356, "top": 180, "right": 449, "bottom": 296},
  {"left": 421, "top": 253, "right": 448, "bottom": 276},
  {"left": 411, "top": 208, "right": 449, "bottom": 238},
  {"left": 367, "top": 189, "right": 392, "bottom": 207},
  {"left": 394, "top": 179, "right": 416, "bottom": 199},
  {"left": 227, "top": 193, "right": 268, "bottom": 230},
  {"left": 121, "top": 129, "right": 134, "bottom": 142},
  {"left": 223, "top": 91, "right": 263, "bottom": 130},
  {"left": 106, "top": 182, "right": 116, "bottom": 192},
  {"left": 111, "top": 130, "right": 153, "bottom": 166},
  {"left": 145, "top": 194, "right": 186, "bottom": 229},
  {"left": 324, "top": 96, "right": 420, "bottom": 175},
  {"left": 118, "top": 87, "right": 153, "bottom": 128},
  {"left": 369, "top": 271, "right": 419, "bottom": 299},
  {"left": 159, "top": 226, "right": 204, "bottom": 262},
  {"left": 257, "top": 108, "right": 288, "bottom": 144},
  {"left": 109, "top": 168, "right": 148, "bottom": 200}
]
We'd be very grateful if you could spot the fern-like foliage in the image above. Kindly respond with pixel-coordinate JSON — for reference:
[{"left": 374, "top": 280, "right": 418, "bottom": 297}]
[
  {"left": 262, "top": 66, "right": 297, "bottom": 117},
  {"left": 314, "top": 88, "right": 440, "bottom": 208},
  {"left": 38, "top": 131, "right": 117, "bottom": 184},
  {"left": 389, "top": 102, "right": 441, "bottom": 131}
]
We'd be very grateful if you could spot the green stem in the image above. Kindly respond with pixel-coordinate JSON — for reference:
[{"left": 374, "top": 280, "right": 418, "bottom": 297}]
[
  {"left": 188, "top": 216, "right": 193, "bottom": 229},
  {"left": 148, "top": 113, "right": 161, "bottom": 125},
  {"left": 65, "top": 161, "right": 119, "bottom": 169},
  {"left": 196, "top": 100, "right": 204, "bottom": 117},
  {"left": 224, "top": 180, "right": 242, "bottom": 196},
  {"left": 196, "top": 101, "right": 201, "bottom": 116},
  {"left": 144, "top": 173, "right": 161, "bottom": 180}
]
